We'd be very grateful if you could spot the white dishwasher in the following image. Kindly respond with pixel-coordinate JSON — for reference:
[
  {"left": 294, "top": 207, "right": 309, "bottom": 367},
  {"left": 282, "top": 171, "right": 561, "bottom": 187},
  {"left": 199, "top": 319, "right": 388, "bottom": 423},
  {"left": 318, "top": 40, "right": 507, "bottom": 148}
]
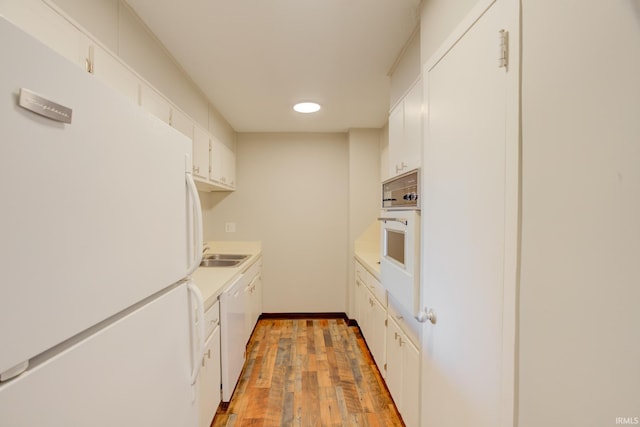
[{"left": 219, "top": 274, "right": 247, "bottom": 402}]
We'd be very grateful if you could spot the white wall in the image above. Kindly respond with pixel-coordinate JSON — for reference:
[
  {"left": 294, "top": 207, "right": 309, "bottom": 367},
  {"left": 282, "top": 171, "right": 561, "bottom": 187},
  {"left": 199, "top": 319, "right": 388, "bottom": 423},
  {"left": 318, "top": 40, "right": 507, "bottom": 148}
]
[
  {"left": 200, "top": 133, "right": 349, "bottom": 313},
  {"left": 419, "top": 0, "right": 479, "bottom": 64},
  {"left": 389, "top": 29, "right": 422, "bottom": 108},
  {"left": 518, "top": 1, "right": 640, "bottom": 425}
]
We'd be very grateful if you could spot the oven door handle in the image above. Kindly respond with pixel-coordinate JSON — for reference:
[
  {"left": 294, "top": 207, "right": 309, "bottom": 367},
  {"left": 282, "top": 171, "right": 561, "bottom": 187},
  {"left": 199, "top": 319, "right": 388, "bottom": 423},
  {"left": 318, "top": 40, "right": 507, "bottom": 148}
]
[{"left": 377, "top": 217, "right": 408, "bottom": 226}]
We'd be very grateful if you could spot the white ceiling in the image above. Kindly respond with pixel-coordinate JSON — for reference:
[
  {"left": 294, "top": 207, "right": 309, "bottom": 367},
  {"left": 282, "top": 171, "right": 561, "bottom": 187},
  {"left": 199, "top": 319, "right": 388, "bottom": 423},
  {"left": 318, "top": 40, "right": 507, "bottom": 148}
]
[{"left": 124, "top": 0, "right": 420, "bottom": 133}]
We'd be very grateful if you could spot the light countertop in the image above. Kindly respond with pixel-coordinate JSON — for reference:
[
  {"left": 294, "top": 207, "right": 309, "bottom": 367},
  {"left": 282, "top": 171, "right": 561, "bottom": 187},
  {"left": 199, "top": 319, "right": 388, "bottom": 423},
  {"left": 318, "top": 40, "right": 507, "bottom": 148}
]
[
  {"left": 191, "top": 241, "right": 262, "bottom": 309},
  {"left": 354, "top": 249, "right": 380, "bottom": 281}
]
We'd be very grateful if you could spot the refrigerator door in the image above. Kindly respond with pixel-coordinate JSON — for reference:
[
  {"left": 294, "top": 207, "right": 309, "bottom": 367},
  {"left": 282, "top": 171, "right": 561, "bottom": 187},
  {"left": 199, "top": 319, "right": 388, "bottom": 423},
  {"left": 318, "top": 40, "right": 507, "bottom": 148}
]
[
  {"left": 0, "top": 285, "right": 197, "bottom": 427},
  {"left": 0, "top": 18, "right": 194, "bottom": 375}
]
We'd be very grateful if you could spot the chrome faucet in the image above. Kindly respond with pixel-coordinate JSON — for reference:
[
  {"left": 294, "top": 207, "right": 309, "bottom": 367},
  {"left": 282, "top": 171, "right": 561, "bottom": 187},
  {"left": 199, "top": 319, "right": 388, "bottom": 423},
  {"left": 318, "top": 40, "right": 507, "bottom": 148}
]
[{"left": 202, "top": 245, "right": 210, "bottom": 254}]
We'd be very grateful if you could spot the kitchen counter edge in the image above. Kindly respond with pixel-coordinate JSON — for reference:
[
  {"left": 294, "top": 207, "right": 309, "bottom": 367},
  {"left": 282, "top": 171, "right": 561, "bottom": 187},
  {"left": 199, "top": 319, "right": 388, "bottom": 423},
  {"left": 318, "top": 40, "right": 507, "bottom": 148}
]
[
  {"left": 354, "top": 249, "right": 380, "bottom": 281},
  {"left": 191, "top": 241, "right": 262, "bottom": 309}
]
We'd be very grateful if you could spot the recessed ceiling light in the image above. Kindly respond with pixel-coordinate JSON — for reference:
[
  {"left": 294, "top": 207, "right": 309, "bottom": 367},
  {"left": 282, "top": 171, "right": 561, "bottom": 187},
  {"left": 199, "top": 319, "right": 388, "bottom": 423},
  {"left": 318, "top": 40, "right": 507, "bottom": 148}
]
[{"left": 293, "top": 102, "right": 321, "bottom": 114}]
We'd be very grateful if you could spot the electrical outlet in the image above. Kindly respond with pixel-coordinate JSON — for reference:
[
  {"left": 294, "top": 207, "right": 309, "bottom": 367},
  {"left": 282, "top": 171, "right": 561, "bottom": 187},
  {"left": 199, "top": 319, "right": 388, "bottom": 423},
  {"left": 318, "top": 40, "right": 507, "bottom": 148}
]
[{"left": 225, "top": 222, "right": 236, "bottom": 233}]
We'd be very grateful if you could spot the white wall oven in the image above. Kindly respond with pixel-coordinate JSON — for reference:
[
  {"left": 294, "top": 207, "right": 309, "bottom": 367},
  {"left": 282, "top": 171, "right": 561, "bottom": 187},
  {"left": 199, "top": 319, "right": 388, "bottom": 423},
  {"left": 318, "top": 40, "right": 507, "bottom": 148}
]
[{"left": 379, "top": 170, "right": 421, "bottom": 317}]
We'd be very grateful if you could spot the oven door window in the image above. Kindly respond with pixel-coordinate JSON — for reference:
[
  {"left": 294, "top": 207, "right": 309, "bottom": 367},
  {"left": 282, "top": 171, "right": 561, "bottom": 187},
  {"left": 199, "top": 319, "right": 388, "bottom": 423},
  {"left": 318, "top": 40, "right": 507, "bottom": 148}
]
[{"left": 385, "top": 229, "right": 406, "bottom": 266}]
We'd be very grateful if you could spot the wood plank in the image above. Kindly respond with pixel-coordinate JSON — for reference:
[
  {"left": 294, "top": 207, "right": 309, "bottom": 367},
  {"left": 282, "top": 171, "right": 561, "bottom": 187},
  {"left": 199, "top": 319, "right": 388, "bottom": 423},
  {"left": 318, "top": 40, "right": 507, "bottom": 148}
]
[{"left": 211, "top": 318, "right": 404, "bottom": 427}]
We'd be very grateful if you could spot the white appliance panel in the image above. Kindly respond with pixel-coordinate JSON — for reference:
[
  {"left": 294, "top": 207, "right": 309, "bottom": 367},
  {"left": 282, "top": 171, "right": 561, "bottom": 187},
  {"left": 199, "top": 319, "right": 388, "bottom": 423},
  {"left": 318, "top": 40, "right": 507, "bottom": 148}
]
[
  {"left": 380, "top": 210, "right": 421, "bottom": 316},
  {"left": 0, "top": 285, "right": 197, "bottom": 427},
  {"left": 0, "top": 18, "right": 193, "bottom": 374}
]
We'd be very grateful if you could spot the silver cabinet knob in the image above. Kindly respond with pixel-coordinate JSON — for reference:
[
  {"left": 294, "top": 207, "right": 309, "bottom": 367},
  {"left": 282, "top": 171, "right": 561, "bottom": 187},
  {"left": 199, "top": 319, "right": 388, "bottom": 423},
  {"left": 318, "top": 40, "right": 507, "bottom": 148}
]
[
  {"left": 415, "top": 308, "right": 437, "bottom": 324},
  {"left": 426, "top": 308, "right": 437, "bottom": 324}
]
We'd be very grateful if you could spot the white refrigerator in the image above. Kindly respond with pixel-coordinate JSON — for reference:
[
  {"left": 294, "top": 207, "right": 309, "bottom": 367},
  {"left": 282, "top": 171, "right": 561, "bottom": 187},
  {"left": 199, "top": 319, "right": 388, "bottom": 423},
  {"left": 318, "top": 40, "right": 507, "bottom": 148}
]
[{"left": 0, "top": 17, "right": 205, "bottom": 426}]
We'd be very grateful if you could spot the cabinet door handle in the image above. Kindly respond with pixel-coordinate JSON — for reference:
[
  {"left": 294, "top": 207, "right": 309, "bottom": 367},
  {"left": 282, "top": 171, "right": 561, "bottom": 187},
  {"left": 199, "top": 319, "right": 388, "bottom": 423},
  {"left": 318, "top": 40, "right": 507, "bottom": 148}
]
[{"left": 377, "top": 217, "right": 408, "bottom": 226}]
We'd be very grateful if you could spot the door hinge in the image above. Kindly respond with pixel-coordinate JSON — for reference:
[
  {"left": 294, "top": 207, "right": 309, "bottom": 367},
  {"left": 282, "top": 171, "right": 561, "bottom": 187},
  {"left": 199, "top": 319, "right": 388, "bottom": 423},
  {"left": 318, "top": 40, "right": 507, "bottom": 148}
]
[
  {"left": 385, "top": 319, "right": 388, "bottom": 327},
  {"left": 86, "top": 45, "right": 94, "bottom": 74},
  {"left": 498, "top": 29, "right": 509, "bottom": 69},
  {"left": 384, "top": 363, "right": 387, "bottom": 371}
]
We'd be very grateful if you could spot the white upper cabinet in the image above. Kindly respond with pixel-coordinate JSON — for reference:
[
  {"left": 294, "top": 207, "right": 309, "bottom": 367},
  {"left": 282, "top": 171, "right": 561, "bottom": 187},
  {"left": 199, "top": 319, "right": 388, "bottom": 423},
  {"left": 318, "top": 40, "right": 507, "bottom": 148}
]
[
  {"left": 0, "top": 0, "right": 81, "bottom": 66},
  {"left": 210, "top": 137, "right": 236, "bottom": 190},
  {"left": 192, "top": 125, "right": 210, "bottom": 181},
  {"left": 170, "top": 107, "right": 194, "bottom": 140},
  {"left": 1, "top": 0, "right": 236, "bottom": 193},
  {"left": 388, "top": 78, "right": 423, "bottom": 179},
  {"left": 86, "top": 40, "right": 140, "bottom": 104},
  {"left": 388, "top": 103, "right": 405, "bottom": 178},
  {"left": 140, "top": 82, "right": 171, "bottom": 125}
]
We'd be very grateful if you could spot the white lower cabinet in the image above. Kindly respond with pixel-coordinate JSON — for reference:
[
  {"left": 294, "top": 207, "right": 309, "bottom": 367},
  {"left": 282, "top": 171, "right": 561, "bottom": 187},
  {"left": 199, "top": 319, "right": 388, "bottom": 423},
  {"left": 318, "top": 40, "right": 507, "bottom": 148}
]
[
  {"left": 199, "top": 300, "right": 221, "bottom": 427},
  {"left": 355, "top": 259, "right": 420, "bottom": 426},
  {"left": 386, "top": 315, "right": 420, "bottom": 427},
  {"left": 244, "top": 260, "right": 262, "bottom": 341},
  {"left": 354, "top": 261, "right": 386, "bottom": 374}
]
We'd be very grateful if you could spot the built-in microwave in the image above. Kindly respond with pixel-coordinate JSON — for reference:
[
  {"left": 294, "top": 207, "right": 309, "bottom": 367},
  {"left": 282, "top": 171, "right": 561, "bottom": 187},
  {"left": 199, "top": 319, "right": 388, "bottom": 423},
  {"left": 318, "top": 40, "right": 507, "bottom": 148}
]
[
  {"left": 379, "top": 170, "right": 421, "bottom": 318},
  {"left": 382, "top": 169, "right": 419, "bottom": 210}
]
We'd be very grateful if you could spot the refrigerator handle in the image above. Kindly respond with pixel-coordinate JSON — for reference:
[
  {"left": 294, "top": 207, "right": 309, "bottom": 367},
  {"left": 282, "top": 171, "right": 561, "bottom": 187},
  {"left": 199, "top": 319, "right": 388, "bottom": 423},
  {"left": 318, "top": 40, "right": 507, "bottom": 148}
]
[
  {"left": 187, "top": 280, "right": 205, "bottom": 386},
  {"left": 185, "top": 167, "right": 203, "bottom": 276}
]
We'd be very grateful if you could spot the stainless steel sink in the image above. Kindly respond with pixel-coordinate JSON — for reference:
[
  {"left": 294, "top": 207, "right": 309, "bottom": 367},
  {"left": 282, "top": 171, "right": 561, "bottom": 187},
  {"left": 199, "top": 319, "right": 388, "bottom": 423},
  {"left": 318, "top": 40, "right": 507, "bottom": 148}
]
[
  {"left": 202, "top": 254, "right": 249, "bottom": 261},
  {"left": 199, "top": 254, "right": 250, "bottom": 268},
  {"left": 200, "top": 259, "right": 241, "bottom": 268}
]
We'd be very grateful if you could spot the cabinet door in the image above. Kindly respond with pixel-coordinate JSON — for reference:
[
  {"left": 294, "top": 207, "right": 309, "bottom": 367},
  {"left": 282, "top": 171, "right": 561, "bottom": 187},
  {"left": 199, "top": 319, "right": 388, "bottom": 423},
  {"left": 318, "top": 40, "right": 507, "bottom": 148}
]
[
  {"left": 209, "top": 137, "right": 223, "bottom": 184},
  {"left": 243, "top": 278, "right": 254, "bottom": 343},
  {"left": 140, "top": 82, "right": 171, "bottom": 124},
  {"left": 368, "top": 293, "right": 387, "bottom": 374},
  {"left": 90, "top": 43, "right": 140, "bottom": 104},
  {"left": 210, "top": 139, "right": 236, "bottom": 188},
  {"left": 251, "top": 273, "right": 262, "bottom": 332},
  {"left": 402, "top": 337, "right": 420, "bottom": 427},
  {"left": 171, "top": 108, "right": 194, "bottom": 140},
  {"left": 354, "top": 276, "right": 366, "bottom": 328},
  {"left": 199, "top": 326, "right": 221, "bottom": 427},
  {"left": 223, "top": 145, "right": 236, "bottom": 188},
  {"left": 356, "top": 277, "right": 370, "bottom": 338},
  {"left": 388, "top": 102, "right": 405, "bottom": 178},
  {"left": 403, "top": 79, "right": 423, "bottom": 172},
  {"left": 193, "top": 125, "right": 210, "bottom": 180},
  {"left": 244, "top": 273, "right": 262, "bottom": 341},
  {"left": 388, "top": 79, "right": 423, "bottom": 179},
  {"left": 385, "top": 316, "right": 403, "bottom": 405}
]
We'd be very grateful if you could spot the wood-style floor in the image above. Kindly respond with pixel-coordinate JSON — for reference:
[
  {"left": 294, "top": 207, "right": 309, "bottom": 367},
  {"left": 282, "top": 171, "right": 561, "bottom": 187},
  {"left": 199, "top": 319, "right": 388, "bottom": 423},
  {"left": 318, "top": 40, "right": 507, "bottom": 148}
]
[{"left": 211, "top": 318, "right": 405, "bottom": 427}]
